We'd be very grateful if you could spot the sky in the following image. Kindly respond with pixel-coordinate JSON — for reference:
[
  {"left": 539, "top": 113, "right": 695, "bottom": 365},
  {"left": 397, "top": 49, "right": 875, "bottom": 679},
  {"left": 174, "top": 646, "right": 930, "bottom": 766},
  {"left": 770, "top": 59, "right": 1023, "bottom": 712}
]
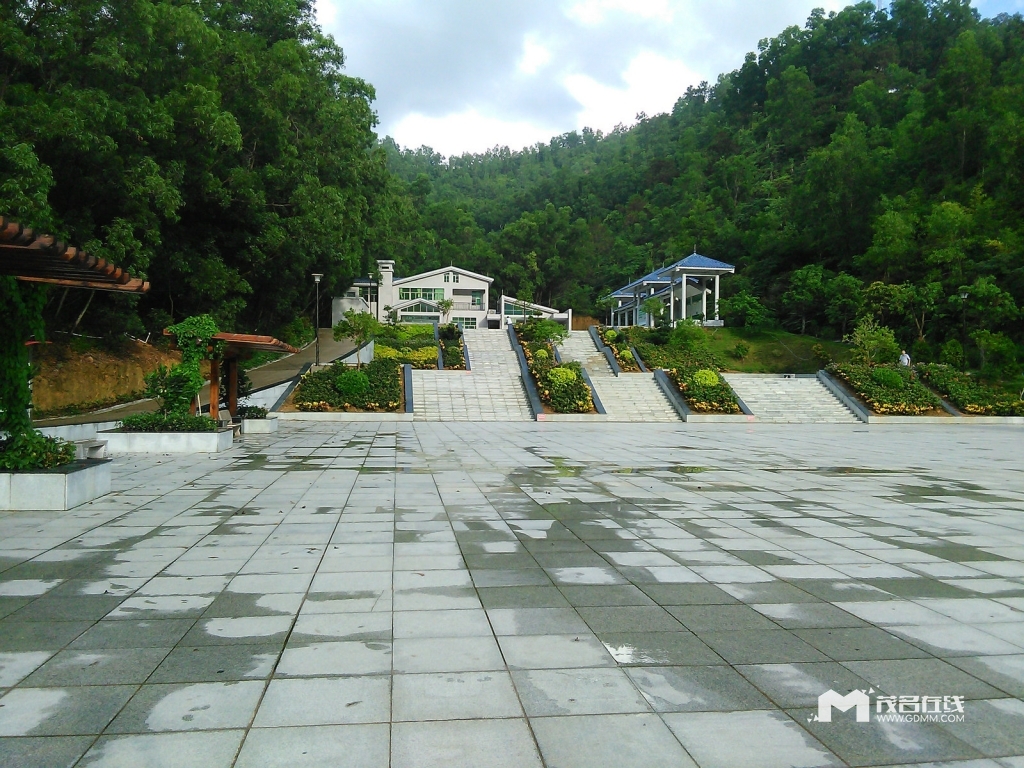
[{"left": 316, "top": 0, "right": 1024, "bottom": 157}]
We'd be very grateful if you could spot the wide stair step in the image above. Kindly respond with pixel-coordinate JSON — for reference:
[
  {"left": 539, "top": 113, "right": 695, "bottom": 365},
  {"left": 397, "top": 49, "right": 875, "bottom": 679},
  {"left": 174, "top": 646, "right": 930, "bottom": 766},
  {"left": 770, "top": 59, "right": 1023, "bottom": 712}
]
[
  {"left": 557, "top": 331, "right": 615, "bottom": 377},
  {"left": 722, "top": 374, "right": 860, "bottom": 423},
  {"left": 411, "top": 330, "right": 533, "bottom": 421},
  {"left": 592, "top": 374, "right": 681, "bottom": 422}
]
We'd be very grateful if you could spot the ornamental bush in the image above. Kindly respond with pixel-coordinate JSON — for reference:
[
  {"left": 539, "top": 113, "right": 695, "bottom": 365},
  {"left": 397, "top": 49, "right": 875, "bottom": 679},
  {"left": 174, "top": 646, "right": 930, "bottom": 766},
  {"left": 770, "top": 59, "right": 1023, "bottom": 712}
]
[
  {"left": 336, "top": 370, "right": 370, "bottom": 401},
  {"left": 939, "top": 339, "right": 965, "bottom": 369},
  {"left": 0, "top": 431, "right": 76, "bottom": 470},
  {"left": 604, "top": 330, "right": 618, "bottom": 342},
  {"left": 871, "top": 366, "right": 905, "bottom": 390},
  {"left": 691, "top": 369, "right": 720, "bottom": 387},
  {"left": 441, "top": 341, "right": 463, "bottom": 369},
  {"left": 619, "top": 349, "right": 634, "bottom": 362},
  {"left": 547, "top": 367, "right": 578, "bottom": 386},
  {"left": 237, "top": 406, "right": 268, "bottom": 419},
  {"left": 517, "top": 318, "right": 568, "bottom": 345},
  {"left": 293, "top": 358, "right": 402, "bottom": 412}
]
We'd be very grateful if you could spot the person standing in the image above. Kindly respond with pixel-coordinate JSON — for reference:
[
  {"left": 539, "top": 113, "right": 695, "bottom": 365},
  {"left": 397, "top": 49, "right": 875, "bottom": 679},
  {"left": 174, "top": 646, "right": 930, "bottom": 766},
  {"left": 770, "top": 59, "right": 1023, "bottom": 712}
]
[{"left": 899, "top": 349, "right": 911, "bottom": 367}]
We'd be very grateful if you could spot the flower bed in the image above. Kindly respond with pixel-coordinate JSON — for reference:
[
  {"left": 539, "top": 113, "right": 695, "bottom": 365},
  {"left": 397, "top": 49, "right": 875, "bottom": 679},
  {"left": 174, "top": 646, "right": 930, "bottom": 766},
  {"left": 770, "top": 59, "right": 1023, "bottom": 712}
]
[
  {"left": 293, "top": 357, "right": 402, "bottom": 412},
  {"left": 120, "top": 413, "right": 218, "bottom": 432},
  {"left": 0, "top": 430, "right": 76, "bottom": 471},
  {"left": 827, "top": 362, "right": 941, "bottom": 415},
  {"left": 374, "top": 324, "right": 439, "bottom": 369},
  {"left": 438, "top": 323, "right": 466, "bottom": 370},
  {"left": 918, "top": 363, "right": 1024, "bottom": 416},
  {"left": 516, "top": 320, "right": 594, "bottom": 414},
  {"left": 598, "top": 328, "right": 641, "bottom": 372},
  {"left": 611, "top": 326, "right": 741, "bottom": 414}
]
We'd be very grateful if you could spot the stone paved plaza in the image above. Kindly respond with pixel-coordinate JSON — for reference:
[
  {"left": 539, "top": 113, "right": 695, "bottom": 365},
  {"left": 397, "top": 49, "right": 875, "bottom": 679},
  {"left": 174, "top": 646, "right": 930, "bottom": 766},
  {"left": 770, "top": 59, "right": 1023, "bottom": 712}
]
[{"left": 1, "top": 422, "right": 1023, "bottom": 768}]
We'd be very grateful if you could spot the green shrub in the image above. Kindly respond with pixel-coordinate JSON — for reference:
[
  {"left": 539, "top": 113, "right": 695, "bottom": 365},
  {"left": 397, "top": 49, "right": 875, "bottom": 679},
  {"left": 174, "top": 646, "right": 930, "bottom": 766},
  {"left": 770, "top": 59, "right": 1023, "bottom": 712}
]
[
  {"left": 441, "top": 341, "right": 464, "bottom": 369},
  {"left": 0, "top": 430, "right": 76, "bottom": 470},
  {"left": 939, "top": 339, "right": 965, "bottom": 369},
  {"left": 670, "top": 321, "right": 709, "bottom": 351},
  {"left": 547, "top": 367, "right": 578, "bottom": 386},
  {"left": 619, "top": 349, "right": 634, "bottom": 362},
  {"left": 604, "top": 329, "right": 618, "bottom": 342},
  {"left": 871, "top": 366, "right": 905, "bottom": 390},
  {"left": 846, "top": 318, "right": 900, "bottom": 364},
  {"left": 120, "top": 413, "right": 218, "bottom": 432},
  {"left": 516, "top": 318, "right": 568, "bottom": 345},
  {"left": 731, "top": 342, "right": 750, "bottom": 360},
  {"left": 918, "top": 363, "right": 1024, "bottom": 416},
  {"left": 670, "top": 370, "right": 741, "bottom": 414},
  {"left": 293, "top": 358, "right": 402, "bottom": 412},
  {"left": 237, "top": 406, "right": 268, "bottom": 419},
  {"left": 336, "top": 370, "right": 370, "bottom": 400},
  {"left": 438, "top": 323, "right": 462, "bottom": 342},
  {"left": 971, "top": 330, "right": 1019, "bottom": 377},
  {"left": 691, "top": 369, "right": 720, "bottom": 387},
  {"left": 911, "top": 339, "right": 933, "bottom": 364},
  {"left": 827, "top": 362, "right": 939, "bottom": 415},
  {"left": 533, "top": 348, "right": 549, "bottom": 361}
]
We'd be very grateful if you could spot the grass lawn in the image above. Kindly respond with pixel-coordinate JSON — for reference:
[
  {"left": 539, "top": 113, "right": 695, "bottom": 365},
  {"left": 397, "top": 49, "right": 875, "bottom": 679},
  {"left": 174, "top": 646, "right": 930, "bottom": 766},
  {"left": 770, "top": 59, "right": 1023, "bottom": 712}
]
[{"left": 702, "top": 326, "right": 852, "bottom": 374}]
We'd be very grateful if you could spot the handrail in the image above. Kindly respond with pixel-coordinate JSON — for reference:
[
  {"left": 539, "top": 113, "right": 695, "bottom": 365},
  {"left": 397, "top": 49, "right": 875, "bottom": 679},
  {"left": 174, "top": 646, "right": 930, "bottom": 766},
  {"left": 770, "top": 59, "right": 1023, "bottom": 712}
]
[
  {"left": 816, "top": 370, "right": 870, "bottom": 423},
  {"left": 507, "top": 324, "right": 543, "bottom": 419},
  {"left": 654, "top": 368, "right": 691, "bottom": 421},
  {"left": 271, "top": 363, "right": 312, "bottom": 412},
  {"left": 403, "top": 364, "right": 414, "bottom": 413},
  {"left": 630, "top": 345, "right": 648, "bottom": 373}
]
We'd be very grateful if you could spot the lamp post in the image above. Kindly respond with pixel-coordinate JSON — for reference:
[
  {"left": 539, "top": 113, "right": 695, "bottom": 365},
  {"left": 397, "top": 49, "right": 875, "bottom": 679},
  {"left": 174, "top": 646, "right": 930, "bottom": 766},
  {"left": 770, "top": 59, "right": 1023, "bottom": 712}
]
[
  {"left": 959, "top": 290, "right": 969, "bottom": 371},
  {"left": 313, "top": 273, "right": 323, "bottom": 368}
]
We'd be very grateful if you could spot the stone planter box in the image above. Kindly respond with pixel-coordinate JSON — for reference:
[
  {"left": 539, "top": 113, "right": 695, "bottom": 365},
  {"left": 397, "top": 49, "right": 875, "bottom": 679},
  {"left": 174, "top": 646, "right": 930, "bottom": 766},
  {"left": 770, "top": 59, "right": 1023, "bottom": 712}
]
[
  {"left": 1, "top": 459, "right": 111, "bottom": 511},
  {"left": 100, "top": 428, "right": 235, "bottom": 454},
  {"left": 241, "top": 417, "right": 279, "bottom": 434}
]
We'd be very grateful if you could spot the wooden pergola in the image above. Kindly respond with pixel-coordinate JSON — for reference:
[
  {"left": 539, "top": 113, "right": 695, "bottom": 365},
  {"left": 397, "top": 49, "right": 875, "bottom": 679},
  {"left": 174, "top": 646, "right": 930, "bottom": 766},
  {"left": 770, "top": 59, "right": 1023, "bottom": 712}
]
[
  {"left": 165, "top": 331, "right": 298, "bottom": 421},
  {"left": 0, "top": 216, "right": 150, "bottom": 293}
]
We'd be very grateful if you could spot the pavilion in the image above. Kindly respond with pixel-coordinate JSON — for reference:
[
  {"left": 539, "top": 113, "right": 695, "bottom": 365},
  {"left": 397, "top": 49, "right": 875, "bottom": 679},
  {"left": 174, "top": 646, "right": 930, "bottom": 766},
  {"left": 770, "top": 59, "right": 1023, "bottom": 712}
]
[{"left": 608, "top": 253, "right": 735, "bottom": 328}]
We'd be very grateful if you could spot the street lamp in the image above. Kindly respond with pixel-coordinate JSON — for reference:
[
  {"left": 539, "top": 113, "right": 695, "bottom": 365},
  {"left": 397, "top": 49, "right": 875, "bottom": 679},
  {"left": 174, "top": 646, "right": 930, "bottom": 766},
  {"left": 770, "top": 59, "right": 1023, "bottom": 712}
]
[
  {"left": 313, "top": 273, "right": 323, "bottom": 367},
  {"left": 959, "top": 290, "right": 969, "bottom": 371}
]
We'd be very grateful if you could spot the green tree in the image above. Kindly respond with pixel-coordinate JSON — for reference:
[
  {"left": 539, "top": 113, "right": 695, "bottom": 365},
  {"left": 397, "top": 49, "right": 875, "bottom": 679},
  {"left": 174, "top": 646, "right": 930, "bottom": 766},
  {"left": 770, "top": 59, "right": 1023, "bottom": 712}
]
[
  {"left": 781, "top": 265, "right": 829, "bottom": 335},
  {"left": 824, "top": 273, "right": 864, "bottom": 335},
  {"left": 333, "top": 311, "right": 380, "bottom": 369}
]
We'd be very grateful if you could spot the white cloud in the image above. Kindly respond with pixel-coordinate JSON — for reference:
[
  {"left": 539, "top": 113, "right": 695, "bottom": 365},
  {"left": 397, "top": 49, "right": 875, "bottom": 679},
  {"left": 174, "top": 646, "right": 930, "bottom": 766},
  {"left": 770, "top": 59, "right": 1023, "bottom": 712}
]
[
  {"left": 564, "top": 50, "right": 699, "bottom": 132},
  {"left": 566, "top": 0, "right": 674, "bottom": 26},
  {"left": 391, "top": 108, "right": 561, "bottom": 157},
  {"left": 518, "top": 35, "right": 553, "bottom": 75}
]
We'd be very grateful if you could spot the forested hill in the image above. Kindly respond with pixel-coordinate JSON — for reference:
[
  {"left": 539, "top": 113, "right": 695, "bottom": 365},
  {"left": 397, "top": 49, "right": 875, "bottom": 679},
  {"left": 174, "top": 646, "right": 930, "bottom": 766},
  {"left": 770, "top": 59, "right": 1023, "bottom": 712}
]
[{"left": 385, "top": 0, "right": 1024, "bottom": 346}]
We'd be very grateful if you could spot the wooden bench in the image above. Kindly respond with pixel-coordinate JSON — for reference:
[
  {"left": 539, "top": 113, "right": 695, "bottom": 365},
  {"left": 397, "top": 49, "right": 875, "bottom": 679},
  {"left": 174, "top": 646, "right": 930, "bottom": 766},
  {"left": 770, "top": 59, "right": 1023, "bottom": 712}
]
[{"left": 74, "top": 440, "right": 108, "bottom": 460}]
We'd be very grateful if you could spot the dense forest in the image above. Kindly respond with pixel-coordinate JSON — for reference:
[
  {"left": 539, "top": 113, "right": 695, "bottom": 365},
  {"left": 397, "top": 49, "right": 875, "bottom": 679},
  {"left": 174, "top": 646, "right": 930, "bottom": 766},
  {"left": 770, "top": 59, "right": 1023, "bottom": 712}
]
[
  {"left": 0, "top": 0, "right": 412, "bottom": 343},
  {"left": 1, "top": 0, "right": 1022, "bottom": 365},
  {"left": 387, "top": 0, "right": 1024, "bottom": 361}
]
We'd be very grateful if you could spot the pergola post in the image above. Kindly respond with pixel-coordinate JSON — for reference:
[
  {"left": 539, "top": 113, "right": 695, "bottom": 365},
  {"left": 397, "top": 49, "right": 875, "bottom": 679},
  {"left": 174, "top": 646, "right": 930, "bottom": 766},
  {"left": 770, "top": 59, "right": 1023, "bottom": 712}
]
[
  {"left": 714, "top": 275, "right": 721, "bottom": 320},
  {"left": 680, "top": 273, "right": 687, "bottom": 321},
  {"left": 701, "top": 279, "right": 708, "bottom": 322},
  {"left": 669, "top": 273, "right": 675, "bottom": 327},
  {"left": 209, "top": 357, "right": 220, "bottom": 423},
  {"left": 227, "top": 358, "right": 239, "bottom": 418}
]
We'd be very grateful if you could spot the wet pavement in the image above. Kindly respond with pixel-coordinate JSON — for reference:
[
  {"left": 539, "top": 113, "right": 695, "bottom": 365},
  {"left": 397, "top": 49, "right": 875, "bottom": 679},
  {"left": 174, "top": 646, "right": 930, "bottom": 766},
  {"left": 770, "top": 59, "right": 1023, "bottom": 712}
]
[{"left": 1, "top": 421, "right": 1023, "bottom": 767}]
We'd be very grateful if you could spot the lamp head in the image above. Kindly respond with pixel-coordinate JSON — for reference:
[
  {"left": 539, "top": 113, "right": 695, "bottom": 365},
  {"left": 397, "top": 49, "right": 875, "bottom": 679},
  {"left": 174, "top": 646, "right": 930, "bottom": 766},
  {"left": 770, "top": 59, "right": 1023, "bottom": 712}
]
[
  {"left": 960, "top": 291, "right": 969, "bottom": 300},
  {"left": 313, "top": 273, "right": 323, "bottom": 284}
]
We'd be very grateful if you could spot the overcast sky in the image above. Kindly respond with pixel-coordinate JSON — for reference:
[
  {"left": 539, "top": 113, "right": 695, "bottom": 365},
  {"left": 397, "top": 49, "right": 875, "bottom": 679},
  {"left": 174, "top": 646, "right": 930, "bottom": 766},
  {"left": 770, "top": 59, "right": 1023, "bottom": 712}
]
[{"left": 316, "top": 0, "right": 1024, "bottom": 157}]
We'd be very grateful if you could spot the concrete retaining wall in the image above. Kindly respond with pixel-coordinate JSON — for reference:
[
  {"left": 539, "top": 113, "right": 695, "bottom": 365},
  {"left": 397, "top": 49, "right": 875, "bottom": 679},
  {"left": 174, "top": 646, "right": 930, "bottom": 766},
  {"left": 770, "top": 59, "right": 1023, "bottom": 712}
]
[{"left": 1, "top": 460, "right": 111, "bottom": 510}]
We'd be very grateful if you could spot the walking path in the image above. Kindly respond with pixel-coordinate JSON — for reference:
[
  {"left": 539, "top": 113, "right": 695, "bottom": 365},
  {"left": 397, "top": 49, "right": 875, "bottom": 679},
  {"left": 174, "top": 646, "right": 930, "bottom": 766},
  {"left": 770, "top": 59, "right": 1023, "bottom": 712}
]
[
  {"left": 411, "top": 330, "right": 533, "bottom": 421},
  {"left": 558, "top": 331, "right": 679, "bottom": 422}
]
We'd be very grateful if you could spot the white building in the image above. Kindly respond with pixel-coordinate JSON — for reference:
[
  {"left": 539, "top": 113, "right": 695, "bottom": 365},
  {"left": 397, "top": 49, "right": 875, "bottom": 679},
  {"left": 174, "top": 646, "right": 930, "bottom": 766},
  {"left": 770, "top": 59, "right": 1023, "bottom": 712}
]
[
  {"left": 334, "top": 260, "right": 572, "bottom": 329},
  {"left": 334, "top": 260, "right": 492, "bottom": 329},
  {"left": 609, "top": 253, "right": 735, "bottom": 328}
]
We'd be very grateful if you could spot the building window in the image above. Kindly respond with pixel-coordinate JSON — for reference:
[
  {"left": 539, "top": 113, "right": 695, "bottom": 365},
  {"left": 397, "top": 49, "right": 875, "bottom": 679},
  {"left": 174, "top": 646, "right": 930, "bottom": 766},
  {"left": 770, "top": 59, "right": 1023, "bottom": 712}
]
[
  {"left": 399, "top": 288, "right": 444, "bottom": 301},
  {"left": 403, "top": 301, "right": 439, "bottom": 313},
  {"left": 452, "top": 317, "right": 477, "bottom": 329},
  {"left": 504, "top": 302, "right": 540, "bottom": 317},
  {"left": 444, "top": 273, "right": 450, "bottom": 283},
  {"left": 400, "top": 314, "right": 438, "bottom": 324},
  {"left": 358, "top": 287, "right": 378, "bottom": 302},
  {"left": 471, "top": 291, "right": 484, "bottom": 307},
  {"left": 452, "top": 272, "right": 459, "bottom": 284}
]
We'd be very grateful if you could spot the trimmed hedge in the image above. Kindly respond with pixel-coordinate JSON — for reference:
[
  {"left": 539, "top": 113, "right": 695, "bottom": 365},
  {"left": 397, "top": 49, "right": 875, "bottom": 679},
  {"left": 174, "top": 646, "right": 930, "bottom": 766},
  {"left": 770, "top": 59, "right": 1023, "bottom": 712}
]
[
  {"left": 827, "top": 362, "right": 940, "bottom": 415},
  {"left": 294, "top": 358, "right": 402, "bottom": 412},
  {"left": 120, "top": 413, "right": 219, "bottom": 432},
  {"left": 918, "top": 363, "right": 1024, "bottom": 416}
]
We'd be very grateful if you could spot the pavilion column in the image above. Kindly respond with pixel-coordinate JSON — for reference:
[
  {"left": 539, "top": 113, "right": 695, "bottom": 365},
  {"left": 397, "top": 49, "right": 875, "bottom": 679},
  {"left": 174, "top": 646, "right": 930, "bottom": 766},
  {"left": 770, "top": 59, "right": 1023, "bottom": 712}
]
[
  {"left": 669, "top": 273, "right": 675, "bottom": 326},
  {"left": 715, "top": 275, "right": 721, "bottom": 320},
  {"left": 227, "top": 358, "right": 239, "bottom": 418},
  {"left": 680, "top": 273, "right": 687, "bottom": 321},
  {"left": 701, "top": 279, "right": 707, "bottom": 322},
  {"left": 209, "top": 358, "right": 220, "bottom": 423}
]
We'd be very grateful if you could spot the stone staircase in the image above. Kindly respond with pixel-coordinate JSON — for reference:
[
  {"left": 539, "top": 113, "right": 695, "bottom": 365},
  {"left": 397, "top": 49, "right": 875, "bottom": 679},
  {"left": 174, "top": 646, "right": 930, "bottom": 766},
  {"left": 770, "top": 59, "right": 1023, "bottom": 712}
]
[
  {"left": 411, "top": 330, "right": 533, "bottom": 421},
  {"left": 557, "top": 331, "right": 680, "bottom": 422},
  {"left": 721, "top": 374, "right": 860, "bottom": 423}
]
